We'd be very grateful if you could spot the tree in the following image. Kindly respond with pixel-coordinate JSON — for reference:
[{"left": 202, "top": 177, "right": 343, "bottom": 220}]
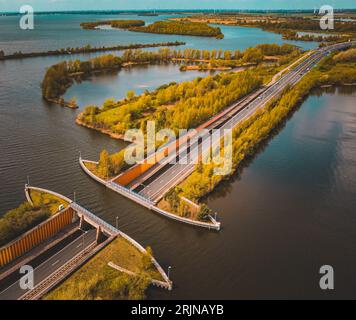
[
  {"left": 126, "top": 90, "right": 135, "bottom": 100},
  {"left": 102, "top": 98, "right": 116, "bottom": 111},
  {"left": 224, "top": 50, "right": 232, "bottom": 60},
  {"left": 243, "top": 48, "right": 263, "bottom": 64},
  {"left": 98, "top": 150, "right": 110, "bottom": 179},
  {"left": 68, "top": 97, "right": 77, "bottom": 108},
  {"left": 142, "top": 246, "right": 153, "bottom": 271},
  {"left": 110, "top": 151, "right": 126, "bottom": 175}
]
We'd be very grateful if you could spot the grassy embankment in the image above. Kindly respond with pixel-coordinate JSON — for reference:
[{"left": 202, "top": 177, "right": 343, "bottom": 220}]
[
  {"left": 0, "top": 190, "right": 68, "bottom": 247},
  {"left": 130, "top": 20, "right": 224, "bottom": 39},
  {"left": 44, "top": 237, "right": 163, "bottom": 300},
  {"left": 161, "top": 47, "right": 356, "bottom": 221}
]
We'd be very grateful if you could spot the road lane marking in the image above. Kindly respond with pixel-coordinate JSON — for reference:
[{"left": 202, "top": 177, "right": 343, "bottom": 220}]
[{"left": 52, "top": 260, "right": 60, "bottom": 266}]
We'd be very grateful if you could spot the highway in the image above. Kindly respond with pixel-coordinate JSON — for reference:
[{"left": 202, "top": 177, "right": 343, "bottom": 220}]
[
  {"left": 0, "top": 229, "right": 96, "bottom": 300},
  {"left": 132, "top": 42, "right": 354, "bottom": 203}
]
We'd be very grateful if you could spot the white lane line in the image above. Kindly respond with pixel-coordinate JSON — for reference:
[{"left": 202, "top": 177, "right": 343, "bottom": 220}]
[
  {"left": 52, "top": 260, "right": 60, "bottom": 266},
  {"left": 149, "top": 165, "right": 195, "bottom": 200}
]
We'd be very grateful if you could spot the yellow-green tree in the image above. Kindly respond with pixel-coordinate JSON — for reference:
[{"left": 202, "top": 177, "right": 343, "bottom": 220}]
[{"left": 98, "top": 149, "right": 110, "bottom": 179}]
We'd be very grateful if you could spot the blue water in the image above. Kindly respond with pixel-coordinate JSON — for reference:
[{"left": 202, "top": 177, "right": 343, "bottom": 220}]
[
  {"left": 0, "top": 13, "right": 317, "bottom": 55},
  {"left": 64, "top": 64, "right": 212, "bottom": 108}
]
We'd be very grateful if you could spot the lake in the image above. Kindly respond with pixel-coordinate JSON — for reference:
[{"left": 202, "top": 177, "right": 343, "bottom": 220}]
[
  {"left": 1, "top": 13, "right": 355, "bottom": 299},
  {"left": 0, "top": 13, "right": 317, "bottom": 54}
]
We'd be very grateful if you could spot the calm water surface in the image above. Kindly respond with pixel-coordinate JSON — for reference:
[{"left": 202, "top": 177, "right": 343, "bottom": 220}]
[
  {"left": 64, "top": 64, "right": 211, "bottom": 108},
  {"left": 0, "top": 14, "right": 355, "bottom": 299},
  {"left": 0, "top": 13, "right": 317, "bottom": 54}
]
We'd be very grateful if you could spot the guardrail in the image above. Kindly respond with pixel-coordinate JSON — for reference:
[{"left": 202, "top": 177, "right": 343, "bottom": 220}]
[
  {"left": 70, "top": 202, "right": 119, "bottom": 236},
  {"left": 107, "top": 181, "right": 155, "bottom": 209},
  {"left": 108, "top": 262, "right": 172, "bottom": 291}
]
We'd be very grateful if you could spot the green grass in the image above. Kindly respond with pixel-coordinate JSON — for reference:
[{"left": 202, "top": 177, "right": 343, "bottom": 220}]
[
  {"left": 44, "top": 237, "right": 163, "bottom": 300},
  {"left": 29, "top": 190, "right": 69, "bottom": 215}
]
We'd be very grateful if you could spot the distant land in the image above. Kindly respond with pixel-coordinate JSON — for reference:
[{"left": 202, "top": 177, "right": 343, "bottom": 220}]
[{"left": 1, "top": 9, "right": 356, "bottom": 16}]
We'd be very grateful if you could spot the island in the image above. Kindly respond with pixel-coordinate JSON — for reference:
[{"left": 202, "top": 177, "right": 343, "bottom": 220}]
[
  {"left": 80, "top": 19, "right": 145, "bottom": 30},
  {"left": 130, "top": 20, "right": 224, "bottom": 39}
]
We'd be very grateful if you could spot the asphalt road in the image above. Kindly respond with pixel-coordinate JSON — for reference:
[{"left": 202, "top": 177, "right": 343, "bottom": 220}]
[
  {"left": 0, "top": 229, "right": 96, "bottom": 300},
  {"left": 137, "top": 42, "right": 355, "bottom": 202}
]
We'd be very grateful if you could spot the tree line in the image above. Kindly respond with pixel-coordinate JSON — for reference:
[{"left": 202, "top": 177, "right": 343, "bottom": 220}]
[
  {"left": 0, "top": 41, "right": 185, "bottom": 61},
  {"left": 120, "top": 43, "right": 298, "bottom": 64}
]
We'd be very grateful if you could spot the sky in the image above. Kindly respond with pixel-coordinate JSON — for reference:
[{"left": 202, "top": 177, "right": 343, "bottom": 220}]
[{"left": 0, "top": 0, "right": 355, "bottom": 12}]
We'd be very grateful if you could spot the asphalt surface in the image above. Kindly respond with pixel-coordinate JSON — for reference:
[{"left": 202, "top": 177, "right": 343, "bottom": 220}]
[
  {"left": 137, "top": 42, "right": 355, "bottom": 202},
  {"left": 0, "top": 229, "right": 97, "bottom": 300}
]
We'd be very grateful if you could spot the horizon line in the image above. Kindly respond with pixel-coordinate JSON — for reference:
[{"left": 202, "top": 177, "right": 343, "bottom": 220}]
[{"left": 1, "top": 8, "right": 356, "bottom": 14}]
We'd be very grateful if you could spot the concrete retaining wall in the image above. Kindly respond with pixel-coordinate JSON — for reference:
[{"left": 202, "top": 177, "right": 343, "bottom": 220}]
[{"left": 0, "top": 207, "right": 75, "bottom": 268}]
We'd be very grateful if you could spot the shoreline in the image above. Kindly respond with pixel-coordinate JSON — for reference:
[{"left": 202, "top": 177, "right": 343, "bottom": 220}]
[{"left": 75, "top": 118, "right": 127, "bottom": 141}]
